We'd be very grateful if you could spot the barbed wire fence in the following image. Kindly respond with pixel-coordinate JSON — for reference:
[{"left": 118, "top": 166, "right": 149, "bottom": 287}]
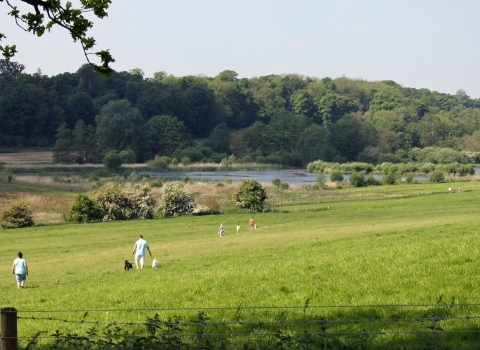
[{"left": 3, "top": 301, "right": 480, "bottom": 349}]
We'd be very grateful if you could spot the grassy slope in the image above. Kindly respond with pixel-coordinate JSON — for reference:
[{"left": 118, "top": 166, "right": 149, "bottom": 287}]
[{"left": 1, "top": 183, "right": 480, "bottom": 346}]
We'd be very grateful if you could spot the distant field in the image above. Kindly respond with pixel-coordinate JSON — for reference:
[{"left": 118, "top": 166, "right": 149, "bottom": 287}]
[
  {"left": 0, "top": 151, "right": 53, "bottom": 164},
  {"left": 1, "top": 183, "right": 480, "bottom": 348}
]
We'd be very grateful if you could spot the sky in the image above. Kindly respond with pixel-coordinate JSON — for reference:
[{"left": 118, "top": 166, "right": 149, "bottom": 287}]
[{"left": 1, "top": 0, "right": 480, "bottom": 97}]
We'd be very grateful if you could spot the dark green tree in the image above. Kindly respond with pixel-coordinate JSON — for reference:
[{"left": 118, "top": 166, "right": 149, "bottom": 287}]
[
  {"left": 52, "top": 122, "right": 74, "bottom": 163},
  {"left": 203, "top": 123, "right": 231, "bottom": 154},
  {"left": 95, "top": 99, "right": 144, "bottom": 152},
  {"left": 139, "top": 115, "right": 192, "bottom": 161}
]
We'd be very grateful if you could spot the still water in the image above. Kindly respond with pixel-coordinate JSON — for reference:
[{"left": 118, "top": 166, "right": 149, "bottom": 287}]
[{"left": 141, "top": 170, "right": 437, "bottom": 185}]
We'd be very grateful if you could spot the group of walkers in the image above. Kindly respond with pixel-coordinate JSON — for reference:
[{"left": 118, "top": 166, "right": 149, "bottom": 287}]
[
  {"left": 218, "top": 217, "right": 258, "bottom": 237},
  {"left": 11, "top": 218, "right": 261, "bottom": 289}
]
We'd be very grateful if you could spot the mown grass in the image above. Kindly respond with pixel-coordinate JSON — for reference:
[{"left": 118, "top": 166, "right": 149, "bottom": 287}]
[{"left": 1, "top": 182, "right": 480, "bottom": 348}]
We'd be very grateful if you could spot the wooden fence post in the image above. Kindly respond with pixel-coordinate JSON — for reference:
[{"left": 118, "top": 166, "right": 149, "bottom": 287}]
[{"left": 1, "top": 307, "right": 17, "bottom": 350}]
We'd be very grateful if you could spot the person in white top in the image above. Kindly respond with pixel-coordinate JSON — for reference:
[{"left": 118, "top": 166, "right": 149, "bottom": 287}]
[
  {"left": 12, "top": 252, "right": 28, "bottom": 289},
  {"left": 132, "top": 235, "right": 152, "bottom": 269},
  {"left": 236, "top": 224, "right": 240, "bottom": 234}
]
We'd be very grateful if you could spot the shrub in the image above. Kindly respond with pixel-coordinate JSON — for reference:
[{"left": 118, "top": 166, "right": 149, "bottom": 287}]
[
  {"left": 92, "top": 168, "right": 110, "bottom": 178},
  {"left": 192, "top": 204, "right": 211, "bottom": 216},
  {"left": 103, "top": 152, "right": 123, "bottom": 171},
  {"left": 181, "top": 156, "right": 191, "bottom": 166},
  {"left": 330, "top": 170, "right": 344, "bottom": 182},
  {"left": 0, "top": 202, "right": 34, "bottom": 229},
  {"left": 224, "top": 178, "right": 232, "bottom": 185},
  {"left": 405, "top": 174, "right": 414, "bottom": 183},
  {"left": 429, "top": 170, "right": 445, "bottom": 183},
  {"left": 365, "top": 174, "right": 380, "bottom": 186},
  {"left": 279, "top": 182, "right": 290, "bottom": 190},
  {"left": 65, "top": 194, "right": 102, "bottom": 223},
  {"left": 382, "top": 170, "right": 398, "bottom": 185},
  {"left": 90, "top": 184, "right": 156, "bottom": 221},
  {"left": 196, "top": 195, "right": 220, "bottom": 214},
  {"left": 313, "top": 173, "right": 326, "bottom": 190},
  {"left": 119, "top": 149, "right": 136, "bottom": 163},
  {"left": 146, "top": 156, "right": 169, "bottom": 171},
  {"left": 90, "top": 184, "right": 128, "bottom": 221},
  {"left": 272, "top": 178, "right": 281, "bottom": 187},
  {"left": 242, "top": 155, "right": 253, "bottom": 163},
  {"left": 234, "top": 179, "right": 267, "bottom": 211},
  {"left": 150, "top": 179, "right": 163, "bottom": 187},
  {"left": 170, "top": 158, "right": 179, "bottom": 166},
  {"left": 349, "top": 172, "right": 366, "bottom": 187},
  {"left": 124, "top": 186, "right": 156, "bottom": 219},
  {"left": 159, "top": 182, "right": 195, "bottom": 217}
]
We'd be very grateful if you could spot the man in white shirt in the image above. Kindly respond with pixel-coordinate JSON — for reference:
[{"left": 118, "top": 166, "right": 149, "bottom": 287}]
[{"left": 132, "top": 235, "right": 152, "bottom": 269}]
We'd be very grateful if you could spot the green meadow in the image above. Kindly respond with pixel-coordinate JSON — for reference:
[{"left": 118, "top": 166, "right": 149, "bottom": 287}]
[{"left": 2, "top": 182, "right": 480, "bottom": 348}]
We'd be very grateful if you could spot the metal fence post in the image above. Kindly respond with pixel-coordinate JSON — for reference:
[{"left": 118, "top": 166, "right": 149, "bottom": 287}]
[{"left": 1, "top": 307, "right": 17, "bottom": 350}]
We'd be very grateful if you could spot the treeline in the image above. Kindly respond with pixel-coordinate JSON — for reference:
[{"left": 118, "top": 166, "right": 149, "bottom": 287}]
[{"left": 2, "top": 59, "right": 480, "bottom": 166}]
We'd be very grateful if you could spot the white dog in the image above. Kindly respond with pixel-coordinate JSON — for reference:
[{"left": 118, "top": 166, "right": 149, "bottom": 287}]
[{"left": 152, "top": 258, "right": 158, "bottom": 268}]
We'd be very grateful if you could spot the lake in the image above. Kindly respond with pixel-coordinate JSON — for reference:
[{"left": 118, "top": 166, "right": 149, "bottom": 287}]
[{"left": 140, "top": 169, "right": 436, "bottom": 185}]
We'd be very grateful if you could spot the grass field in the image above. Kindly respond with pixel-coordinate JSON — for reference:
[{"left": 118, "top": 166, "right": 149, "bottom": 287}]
[{"left": 1, "top": 181, "right": 480, "bottom": 348}]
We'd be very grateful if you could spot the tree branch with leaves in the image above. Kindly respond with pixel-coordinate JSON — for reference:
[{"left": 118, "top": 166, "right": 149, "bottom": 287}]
[{"left": 0, "top": 0, "right": 114, "bottom": 76}]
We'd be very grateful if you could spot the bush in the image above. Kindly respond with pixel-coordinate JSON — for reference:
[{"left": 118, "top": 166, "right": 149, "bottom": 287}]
[
  {"left": 92, "top": 168, "right": 110, "bottom": 178},
  {"left": 90, "top": 184, "right": 156, "bottom": 221},
  {"left": 159, "top": 182, "right": 195, "bottom": 217},
  {"left": 146, "top": 156, "right": 169, "bottom": 171},
  {"left": 124, "top": 186, "right": 156, "bottom": 219},
  {"left": 150, "top": 179, "right": 164, "bottom": 187},
  {"left": 103, "top": 152, "right": 123, "bottom": 171},
  {"left": 171, "top": 158, "right": 179, "bottom": 166},
  {"left": 279, "top": 182, "right": 290, "bottom": 190},
  {"left": 382, "top": 170, "right": 398, "bottom": 185},
  {"left": 429, "top": 170, "right": 445, "bottom": 183},
  {"left": 330, "top": 170, "right": 344, "bottom": 182},
  {"left": 0, "top": 202, "right": 34, "bottom": 229},
  {"left": 196, "top": 195, "right": 220, "bottom": 214},
  {"left": 65, "top": 194, "right": 102, "bottom": 223},
  {"left": 90, "top": 184, "right": 128, "bottom": 221},
  {"left": 405, "top": 174, "right": 414, "bottom": 183},
  {"left": 181, "top": 156, "right": 191, "bottom": 166},
  {"left": 234, "top": 179, "right": 267, "bottom": 211},
  {"left": 313, "top": 173, "right": 326, "bottom": 190},
  {"left": 272, "top": 178, "right": 281, "bottom": 187},
  {"left": 191, "top": 204, "right": 211, "bottom": 216},
  {"left": 365, "top": 174, "right": 380, "bottom": 186},
  {"left": 349, "top": 172, "right": 366, "bottom": 187},
  {"left": 119, "top": 149, "right": 136, "bottom": 163},
  {"left": 242, "top": 155, "right": 253, "bottom": 163}
]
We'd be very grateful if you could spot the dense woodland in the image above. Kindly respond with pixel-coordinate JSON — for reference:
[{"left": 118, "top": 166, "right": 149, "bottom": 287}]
[{"left": 2, "top": 59, "right": 480, "bottom": 166}]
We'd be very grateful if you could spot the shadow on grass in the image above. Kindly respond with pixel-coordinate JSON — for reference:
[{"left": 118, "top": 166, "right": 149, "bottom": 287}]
[{"left": 19, "top": 298, "right": 480, "bottom": 349}]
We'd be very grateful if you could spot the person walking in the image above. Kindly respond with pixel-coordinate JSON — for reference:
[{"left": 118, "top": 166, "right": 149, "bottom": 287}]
[
  {"left": 132, "top": 235, "right": 152, "bottom": 269},
  {"left": 236, "top": 223, "right": 240, "bottom": 234},
  {"left": 12, "top": 252, "right": 28, "bottom": 289},
  {"left": 218, "top": 223, "right": 225, "bottom": 237},
  {"left": 249, "top": 217, "right": 255, "bottom": 229}
]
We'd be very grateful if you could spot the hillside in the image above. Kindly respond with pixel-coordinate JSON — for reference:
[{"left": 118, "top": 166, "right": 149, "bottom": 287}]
[{"left": 2, "top": 60, "right": 480, "bottom": 166}]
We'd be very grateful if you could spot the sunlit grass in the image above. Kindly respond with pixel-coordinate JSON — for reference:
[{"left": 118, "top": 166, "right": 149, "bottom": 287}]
[{"left": 1, "top": 183, "right": 480, "bottom": 348}]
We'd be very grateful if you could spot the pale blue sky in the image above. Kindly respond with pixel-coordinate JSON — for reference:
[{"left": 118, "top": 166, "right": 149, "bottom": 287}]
[{"left": 2, "top": 0, "right": 479, "bottom": 97}]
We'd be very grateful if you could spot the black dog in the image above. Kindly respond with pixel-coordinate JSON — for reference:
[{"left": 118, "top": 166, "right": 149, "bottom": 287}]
[{"left": 124, "top": 260, "right": 133, "bottom": 270}]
